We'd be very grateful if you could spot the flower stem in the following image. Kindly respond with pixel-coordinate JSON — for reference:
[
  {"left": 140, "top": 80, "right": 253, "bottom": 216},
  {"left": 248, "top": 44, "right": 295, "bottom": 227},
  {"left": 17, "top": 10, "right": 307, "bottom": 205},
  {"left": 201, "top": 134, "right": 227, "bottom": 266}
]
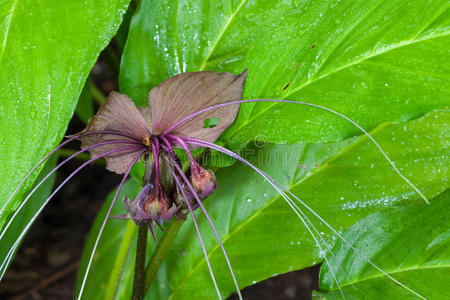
[
  {"left": 91, "top": 83, "right": 106, "bottom": 105},
  {"left": 144, "top": 219, "right": 184, "bottom": 291},
  {"left": 104, "top": 219, "right": 137, "bottom": 300},
  {"left": 132, "top": 224, "right": 148, "bottom": 300}
]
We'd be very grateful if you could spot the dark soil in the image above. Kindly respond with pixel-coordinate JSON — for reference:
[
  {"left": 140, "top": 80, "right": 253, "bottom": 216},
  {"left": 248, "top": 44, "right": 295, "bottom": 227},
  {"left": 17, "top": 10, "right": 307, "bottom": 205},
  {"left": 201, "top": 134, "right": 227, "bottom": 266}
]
[{"left": 0, "top": 55, "right": 319, "bottom": 300}]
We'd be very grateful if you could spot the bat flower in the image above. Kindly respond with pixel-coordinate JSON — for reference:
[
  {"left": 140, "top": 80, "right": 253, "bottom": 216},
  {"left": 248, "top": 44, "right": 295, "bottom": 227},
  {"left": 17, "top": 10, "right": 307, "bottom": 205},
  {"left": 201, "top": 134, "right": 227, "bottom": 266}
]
[
  {"left": 77, "top": 70, "right": 247, "bottom": 234},
  {"left": 7, "top": 68, "right": 427, "bottom": 300}
]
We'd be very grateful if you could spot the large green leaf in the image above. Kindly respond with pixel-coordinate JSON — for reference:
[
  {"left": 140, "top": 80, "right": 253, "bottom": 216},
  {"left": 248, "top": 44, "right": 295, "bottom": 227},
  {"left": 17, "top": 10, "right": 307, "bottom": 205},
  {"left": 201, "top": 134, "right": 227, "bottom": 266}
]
[
  {"left": 163, "top": 111, "right": 448, "bottom": 299},
  {"left": 0, "top": 0, "right": 130, "bottom": 226},
  {"left": 315, "top": 190, "right": 450, "bottom": 300},
  {"left": 120, "top": 0, "right": 449, "bottom": 150},
  {"left": 78, "top": 111, "right": 449, "bottom": 299}
]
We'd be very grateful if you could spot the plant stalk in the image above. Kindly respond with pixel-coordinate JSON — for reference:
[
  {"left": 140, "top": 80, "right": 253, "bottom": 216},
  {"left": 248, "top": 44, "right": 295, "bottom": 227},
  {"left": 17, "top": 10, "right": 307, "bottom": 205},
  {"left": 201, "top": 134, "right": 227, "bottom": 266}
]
[
  {"left": 104, "top": 219, "right": 137, "bottom": 300},
  {"left": 144, "top": 219, "right": 184, "bottom": 291},
  {"left": 132, "top": 224, "right": 148, "bottom": 300},
  {"left": 91, "top": 83, "right": 106, "bottom": 105}
]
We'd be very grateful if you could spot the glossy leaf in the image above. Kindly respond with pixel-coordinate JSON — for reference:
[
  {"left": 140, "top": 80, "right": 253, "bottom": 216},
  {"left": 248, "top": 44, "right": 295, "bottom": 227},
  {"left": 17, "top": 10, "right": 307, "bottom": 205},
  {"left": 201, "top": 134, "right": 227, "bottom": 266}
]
[
  {"left": 163, "top": 111, "right": 448, "bottom": 299},
  {"left": 120, "top": 0, "right": 449, "bottom": 151},
  {"left": 315, "top": 190, "right": 450, "bottom": 300},
  {"left": 78, "top": 111, "right": 449, "bottom": 299},
  {"left": 0, "top": 0, "right": 130, "bottom": 227}
]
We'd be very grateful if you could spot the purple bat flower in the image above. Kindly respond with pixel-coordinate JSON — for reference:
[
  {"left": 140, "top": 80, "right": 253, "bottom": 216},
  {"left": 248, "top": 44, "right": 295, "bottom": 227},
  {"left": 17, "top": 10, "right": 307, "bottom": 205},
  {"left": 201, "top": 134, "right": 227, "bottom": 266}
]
[
  {"left": 75, "top": 71, "right": 246, "bottom": 236},
  {"left": 2, "top": 69, "right": 428, "bottom": 300}
]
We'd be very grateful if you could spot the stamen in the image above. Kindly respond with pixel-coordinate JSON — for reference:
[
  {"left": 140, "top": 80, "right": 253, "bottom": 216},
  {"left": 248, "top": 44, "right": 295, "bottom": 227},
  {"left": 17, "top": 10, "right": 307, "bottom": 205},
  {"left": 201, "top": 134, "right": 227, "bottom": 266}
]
[{"left": 143, "top": 136, "right": 151, "bottom": 146}]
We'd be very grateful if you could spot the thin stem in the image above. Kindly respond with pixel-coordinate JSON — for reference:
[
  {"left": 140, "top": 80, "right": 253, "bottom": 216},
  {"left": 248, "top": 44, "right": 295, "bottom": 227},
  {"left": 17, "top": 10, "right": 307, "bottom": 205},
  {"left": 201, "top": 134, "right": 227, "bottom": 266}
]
[
  {"left": 77, "top": 150, "right": 145, "bottom": 300},
  {"left": 163, "top": 99, "right": 428, "bottom": 204},
  {"left": 151, "top": 139, "right": 161, "bottom": 186},
  {"left": 144, "top": 219, "right": 184, "bottom": 290},
  {"left": 132, "top": 224, "right": 148, "bottom": 300},
  {"left": 102, "top": 46, "right": 120, "bottom": 77},
  {"left": 91, "top": 83, "right": 106, "bottom": 105},
  {"left": 105, "top": 219, "right": 137, "bottom": 300}
]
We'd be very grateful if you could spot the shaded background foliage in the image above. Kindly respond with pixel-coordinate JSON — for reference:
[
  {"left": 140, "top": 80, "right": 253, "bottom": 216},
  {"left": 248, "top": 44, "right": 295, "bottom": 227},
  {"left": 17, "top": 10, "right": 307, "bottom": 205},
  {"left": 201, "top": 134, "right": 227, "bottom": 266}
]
[{"left": 0, "top": 0, "right": 449, "bottom": 299}]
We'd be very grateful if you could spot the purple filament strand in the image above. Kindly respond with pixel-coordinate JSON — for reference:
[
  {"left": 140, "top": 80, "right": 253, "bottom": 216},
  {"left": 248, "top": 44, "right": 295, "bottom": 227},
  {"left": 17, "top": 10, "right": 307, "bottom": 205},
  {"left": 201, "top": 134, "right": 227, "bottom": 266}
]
[
  {"left": 0, "top": 140, "right": 141, "bottom": 241},
  {"left": 77, "top": 150, "right": 145, "bottom": 300},
  {"left": 182, "top": 137, "right": 426, "bottom": 300},
  {"left": 166, "top": 154, "right": 242, "bottom": 300},
  {"left": 160, "top": 156, "right": 222, "bottom": 299},
  {"left": 0, "top": 146, "right": 142, "bottom": 281},
  {"left": 1, "top": 130, "right": 142, "bottom": 218},
  {"left": 163, "top": 99, "right": 428, "bottom": 204}
]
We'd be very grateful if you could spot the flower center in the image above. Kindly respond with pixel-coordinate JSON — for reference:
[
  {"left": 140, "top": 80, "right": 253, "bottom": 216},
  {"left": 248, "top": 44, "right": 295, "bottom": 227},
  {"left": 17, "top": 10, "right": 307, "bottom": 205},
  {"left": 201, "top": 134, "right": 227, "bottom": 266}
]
[{"left": 143, "top": 136, "right": 151, "bottom": 146}]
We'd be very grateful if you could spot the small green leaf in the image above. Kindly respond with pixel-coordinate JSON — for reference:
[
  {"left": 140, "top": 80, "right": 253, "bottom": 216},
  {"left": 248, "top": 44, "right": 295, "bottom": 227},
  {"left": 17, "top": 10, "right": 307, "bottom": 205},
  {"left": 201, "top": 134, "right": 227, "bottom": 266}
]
[{"left": 203, "top": 117, "right": 221, "bottom": 129}]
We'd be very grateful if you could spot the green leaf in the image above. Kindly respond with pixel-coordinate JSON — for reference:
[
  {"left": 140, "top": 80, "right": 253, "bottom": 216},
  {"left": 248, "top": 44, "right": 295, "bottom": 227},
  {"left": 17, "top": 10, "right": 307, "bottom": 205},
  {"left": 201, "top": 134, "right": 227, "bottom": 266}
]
[
  {"left": 0, "top": 0, "right": 131, "bottom": 227},
  {"left": 203, "top": 117, "right": 221, "bottom": 129},
  {"left": 79, "top": 111, "right": 448, "bottom": 299},
  {"left": 75, "top": 78, "right": 95, "bottom": 125},
  {"left": 120, "top": 0, "right": 449, "bottom": 151},
  {"left": 162, "top": 111, "right": 448, "bottom": 299},
  {"left": 315, "top": 190, "right": 450, "bottom": 300}
]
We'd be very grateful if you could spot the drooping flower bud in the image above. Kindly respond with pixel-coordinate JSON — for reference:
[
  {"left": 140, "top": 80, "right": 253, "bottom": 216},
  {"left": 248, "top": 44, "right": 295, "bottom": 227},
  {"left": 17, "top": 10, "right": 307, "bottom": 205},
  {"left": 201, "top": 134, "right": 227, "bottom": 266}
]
[
  {"left": 174, "top": 183, "right": 204, "bottom": 212},
  {"left": 191, "top": 162, "right": 217, "bottom": 198},
  {"left": 144, "top": 186, "right": 179, "bottom": 221},
  {"left": 125, "top": 183, "right": 153, "bottom": 226}
]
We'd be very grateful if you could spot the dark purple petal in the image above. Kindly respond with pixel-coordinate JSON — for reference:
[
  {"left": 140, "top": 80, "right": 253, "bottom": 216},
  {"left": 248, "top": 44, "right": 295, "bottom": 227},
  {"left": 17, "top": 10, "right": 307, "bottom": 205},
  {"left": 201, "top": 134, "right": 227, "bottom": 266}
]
[
  {"left": 78, "top": 91, "right": 150, "bottom": 174},
  {"left": 149, "top": 70, "right": 247, "bottom": 144}
]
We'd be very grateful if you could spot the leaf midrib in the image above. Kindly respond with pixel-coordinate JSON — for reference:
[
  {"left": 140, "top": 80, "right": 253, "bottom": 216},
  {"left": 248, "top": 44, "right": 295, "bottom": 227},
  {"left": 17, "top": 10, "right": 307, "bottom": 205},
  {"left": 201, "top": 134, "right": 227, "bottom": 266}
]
[{"left": 198, "top": 0, "right": 248, "bottom": 71}]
